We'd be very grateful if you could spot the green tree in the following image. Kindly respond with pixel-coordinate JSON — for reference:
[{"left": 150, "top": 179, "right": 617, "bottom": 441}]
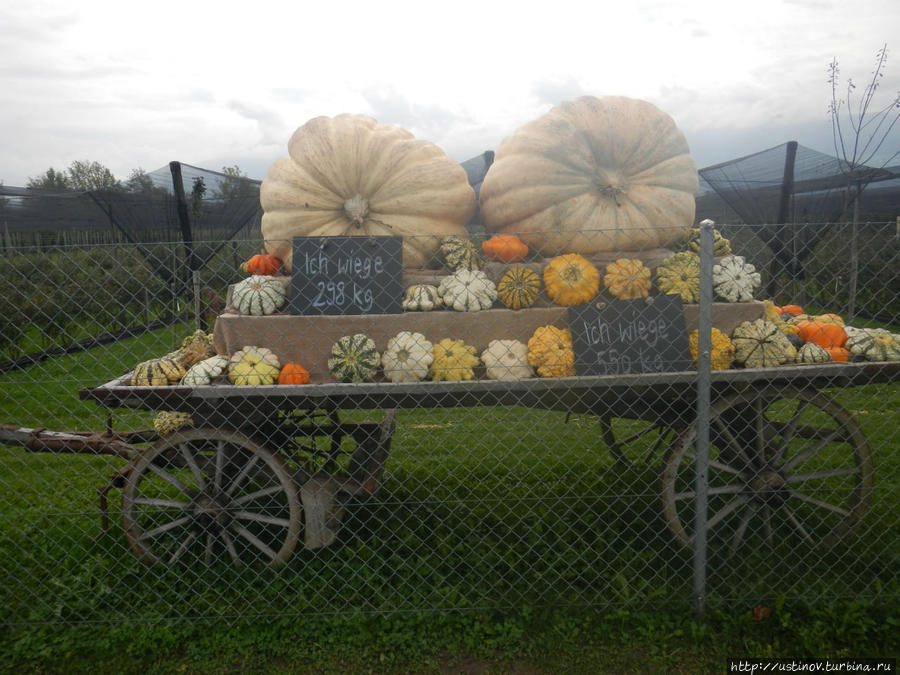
[
  {"left": 211, "top": 165, "right": 257, "bottom": 200},
  {"left": 66, "top": 160, "right": 121, "bottom": 191},
  {"left": 190, "top": 176, "right": 207, "bottom": 218},
  {"left": 27, "top": 167, "right": 72, "bottom": 190},
  {"left": 27, "top": 161, "right": 121, "bottom": 192}
]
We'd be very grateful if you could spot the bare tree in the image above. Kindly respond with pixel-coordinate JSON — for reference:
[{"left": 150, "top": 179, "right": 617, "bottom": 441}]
[
  {"left": 828, "top": 44, "right": 900, "bottom": 216},
  {"left": 827, "top": 44, "right": 900, "bottom": 319}
]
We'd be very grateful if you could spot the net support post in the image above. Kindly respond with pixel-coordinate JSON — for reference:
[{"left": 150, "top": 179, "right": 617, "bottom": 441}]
[{"left": 694, "top": 218, "right": 715, "bottom": 613}]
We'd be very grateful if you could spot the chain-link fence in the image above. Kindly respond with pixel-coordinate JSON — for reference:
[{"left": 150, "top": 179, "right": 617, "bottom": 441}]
[{"left": 1, "top": 222, "right": 897, "bottom": 629}]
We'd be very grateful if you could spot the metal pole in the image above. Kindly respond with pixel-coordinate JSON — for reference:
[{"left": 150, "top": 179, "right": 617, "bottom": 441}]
[{"left": 694, "top": 218, "right": 715, "bottom": 613}]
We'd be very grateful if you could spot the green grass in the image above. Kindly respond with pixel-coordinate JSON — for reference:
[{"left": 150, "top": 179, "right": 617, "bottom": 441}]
[{"left": 1, "top": 325, "right": 898, "bottom": 671}]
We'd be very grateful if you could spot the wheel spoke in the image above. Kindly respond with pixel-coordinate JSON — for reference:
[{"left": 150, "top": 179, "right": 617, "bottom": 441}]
[
  {"left": 134, "top": 497, "right": 190, "bottom": 509},
  {"left": 214, "top": 440, "right": 226, "bottom": 491},
  {"left": 204, "top": 533, "right": 215, "bottom": 565},
  {"left": 220, "top": 528, "right": 241, "bottom": 564},
  {"left": 141, "top": 515, "right": 191, "bottom": 539},
  {"left": 180, "top": 442, "right": 207, "bottom": 490},
  {"left": 786, "top": 466, "right": 860, "bottom": 483},
  {"left": 169, "top": 531, "right": 198, "bottom": 564},
  {"left": 706, "top": 496, "right": 746, "bottom": 532},
  {"left": 146, "top": 463, "right": 192, "bottom": 495},
  {"left": 783, "top": 506, "right": 815, "bottom": 544},
  {"left": 233, "top": 510, "right": 293, "bottom": 528},
  {"left": 225, "top": 454, "right": 261, "bottom": 497},
  {"left": 780, "top": 429, "right": 841, "bottom": 472},
  {"left": 753, "top": 397, "right": 766, "bottom": 464},
  {"left": 683, "top": 450, "right": 745, "bottom": 476},
  {"left": 788, "top": 491, "right": 852, "bottom": 517},
  {"left": 674, "top": 482, "right": 745, "bottom": 500},
  {"left": 712, "top": 417, "right": 754, "bottom": 468},
  {"left": 772, "top": 400, "right": 811, "bottom": 464},
  {"left": 730, "top": 501, "right": 758, "bottom": 554},
  {"left": 232, "top": 524, "right": 278, "bottom": 561},
  {"left": 233, "top": 485, "right": 284, "bottom": 505}
]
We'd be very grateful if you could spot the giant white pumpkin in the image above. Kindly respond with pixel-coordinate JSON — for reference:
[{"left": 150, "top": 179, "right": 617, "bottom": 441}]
[
  {"left": 479, "top": 96, "right": 699, "bottom": 256},
  {"left": 260, "top": 114, "right": 475, "bottom": 270}
]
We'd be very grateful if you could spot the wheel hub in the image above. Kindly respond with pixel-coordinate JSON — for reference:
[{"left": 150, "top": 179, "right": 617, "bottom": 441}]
[
  {"left": 748, "top": 469, "right": 789, "bottom": 507},
  {"left": 191, "top": 492, "right": 236, "bottom": 531}
]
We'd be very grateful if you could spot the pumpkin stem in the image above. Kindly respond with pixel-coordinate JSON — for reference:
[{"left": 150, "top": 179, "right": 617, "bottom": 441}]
[{"left": 343, "top": 194, "right": 370, "bottom": 228}]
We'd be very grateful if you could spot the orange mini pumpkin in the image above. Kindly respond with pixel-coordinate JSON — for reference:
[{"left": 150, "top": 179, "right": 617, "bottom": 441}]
[
  {"left": 243, "top": 253, "right": 282, "bottom": 276},
  {"left": 775, "top": 304, "right": 804, "bottom": 317},
  {"left": 824, "top": 347, "right": 850, "bottom": 362},
  {"left": 796, "top": 320, "right": 847, "bottom": 349},
  {"left": 481, "top": 234, "right": 529, "bottom": 263},
  {"left": 278, "top": 362, "right": 311, "bottom": 385}
]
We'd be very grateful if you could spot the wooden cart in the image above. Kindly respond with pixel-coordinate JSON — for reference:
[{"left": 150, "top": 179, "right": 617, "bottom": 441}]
[{"left": 30, "top": 358, "right": 889, "bottom": 566}]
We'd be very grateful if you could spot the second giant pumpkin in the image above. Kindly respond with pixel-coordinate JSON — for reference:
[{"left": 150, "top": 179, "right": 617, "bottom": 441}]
[
  {"left": 260, "top": 114, "right": 476, "bottom": 270},
  {"left": 479, "top": 96, "right": 699, "bottom": 256}
]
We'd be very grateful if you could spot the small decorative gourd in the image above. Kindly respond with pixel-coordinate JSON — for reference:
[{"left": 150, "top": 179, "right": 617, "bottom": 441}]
[
  {"left": 131, "top": 330, "right": 216, "bottom": 386},
  {"left": 328, "top": 334, "right": 381, "bottom": 382},
  {"left": 481, "top": 234, "right": 529, "bottom": 263},
  {"left": 481, "top": 339, "right": 533, "bottom": 380},
  {"left": 131, "top": 356, "right": 187, "bottom": 386},
  {"left": 181, "top": 354, "right": 229, "bottom": 386},
  {"left": 438, "top": 269, "right": 497, "bottom": 312},
  {"left": 241, "top": 253, "right": 282, "bottom": 276},
  {"left": 228, "top": 346, "right": 281, "bottom": 385},
  {"left": 440, "top": 235, "right": 482, "bottom": 271},
  {"left": 278, "top": 363, "right": 311, "bottom": 385},
  {"left": 429, "top": 338, "right": 480, "bottom": 381},
  {"left": 845, "top": 327, "right": 900, "bottom": 362},
  {"left": 812, "top": 313, "right": 845, "bottom": 325},
  {"left": 683, "top": 227, "right": 731, "bottom": 256},
  {"left": 795, "top": 320, "right": 847, "bottom": 350},
  {"left": 231, "top": 275, "right": 286, "bottom": 315},
  {"left": 381, "top": 331, "right": 434, "bottom": 383},
  {"left": 688, "top": 328, "right": 735, "bottom": 370},
  {"left": 153, "top": 411, "right": 194, "bottom": 436},
  {"left": 496, "top": 265, "right": 541, "bottom": 310},
  {"left": 795, "top": 342, "right": 831, "bottom": 364},
  {"left": 527, "top": 325, "right": 576, "bottom": 378},
  {"left": 656, "top": 251, "right": 701, "bottom": 303},
  {"left": 712, "top": 255, "right": 761, "bottom": 302},
  {"left": 402, "top": 284, "right": 443, "bottom": 311},
  {"left": 731, "top": 319, "right": 793, "bottom": 368},
  {"left": 603, "top": 258, "right": 651, "bottom": 300},
  {"left": 543, "top": 254, "right": 600, "bottom": 306}
]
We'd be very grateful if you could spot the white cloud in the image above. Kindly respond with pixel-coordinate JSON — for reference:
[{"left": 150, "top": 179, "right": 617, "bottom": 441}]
[{"left": 1, "top": 0, "right": 898, "bottom": 185}]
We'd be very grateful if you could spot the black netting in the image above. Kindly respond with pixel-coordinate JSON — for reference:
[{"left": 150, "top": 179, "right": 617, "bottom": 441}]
[{"left": 697, "top": 141, "right": 900, "bottom": 225}]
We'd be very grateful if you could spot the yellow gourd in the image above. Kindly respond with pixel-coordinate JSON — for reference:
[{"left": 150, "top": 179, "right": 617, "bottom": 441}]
[
  {"left": 527, "top": 325, "right": 576, "bottom": 378},
  {"left": 543, "top": 254, "right": 600, "bottom": 306}
]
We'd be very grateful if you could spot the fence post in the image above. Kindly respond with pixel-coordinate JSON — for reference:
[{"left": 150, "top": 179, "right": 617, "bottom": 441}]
[{"left": 694, "top": 218, "right": 715, "bottom": 613}]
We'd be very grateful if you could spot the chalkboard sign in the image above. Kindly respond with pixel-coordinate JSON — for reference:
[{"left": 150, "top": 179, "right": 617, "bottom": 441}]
[
  {"left": 568, "top": 295, "right": 694, "bottom": 376},
  {"left": 290, "top": 236, "right": 403, "bottom": 315}
]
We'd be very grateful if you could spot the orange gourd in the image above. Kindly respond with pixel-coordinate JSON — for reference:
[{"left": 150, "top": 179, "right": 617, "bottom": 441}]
[
  {"left": 278, "top": 363, "right": 311, "bottom": 385},
  {"left": 796, "top": 320, "right": 847, "bottom": 349},
  {"left": 243, "top": 253, "right": 282, "bottom": 276},
  {"left": 824, "top": 347, "right": 850, "bottom": 362},
  {"left": 775, "top": 304, "right": 804, "bottom": 317},
  {"left": 481, "top": 234, "right": 529, "bottom": 263}
]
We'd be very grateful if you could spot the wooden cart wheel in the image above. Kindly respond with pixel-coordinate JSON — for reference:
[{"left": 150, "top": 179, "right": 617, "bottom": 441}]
[
  {"left": 661, "top": 386, "right": 874, "bottom": 553},
  {"left": 122, "top": 428, "right": 302, "bottom": 566},
  {"left": 599, "top": 416, "right": 678, "bottom": 466}
]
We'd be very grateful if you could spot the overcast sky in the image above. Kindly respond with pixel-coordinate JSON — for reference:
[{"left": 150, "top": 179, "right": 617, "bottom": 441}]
[{"left": 2, "top": 0, "right": 898, "bottom": 187}]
